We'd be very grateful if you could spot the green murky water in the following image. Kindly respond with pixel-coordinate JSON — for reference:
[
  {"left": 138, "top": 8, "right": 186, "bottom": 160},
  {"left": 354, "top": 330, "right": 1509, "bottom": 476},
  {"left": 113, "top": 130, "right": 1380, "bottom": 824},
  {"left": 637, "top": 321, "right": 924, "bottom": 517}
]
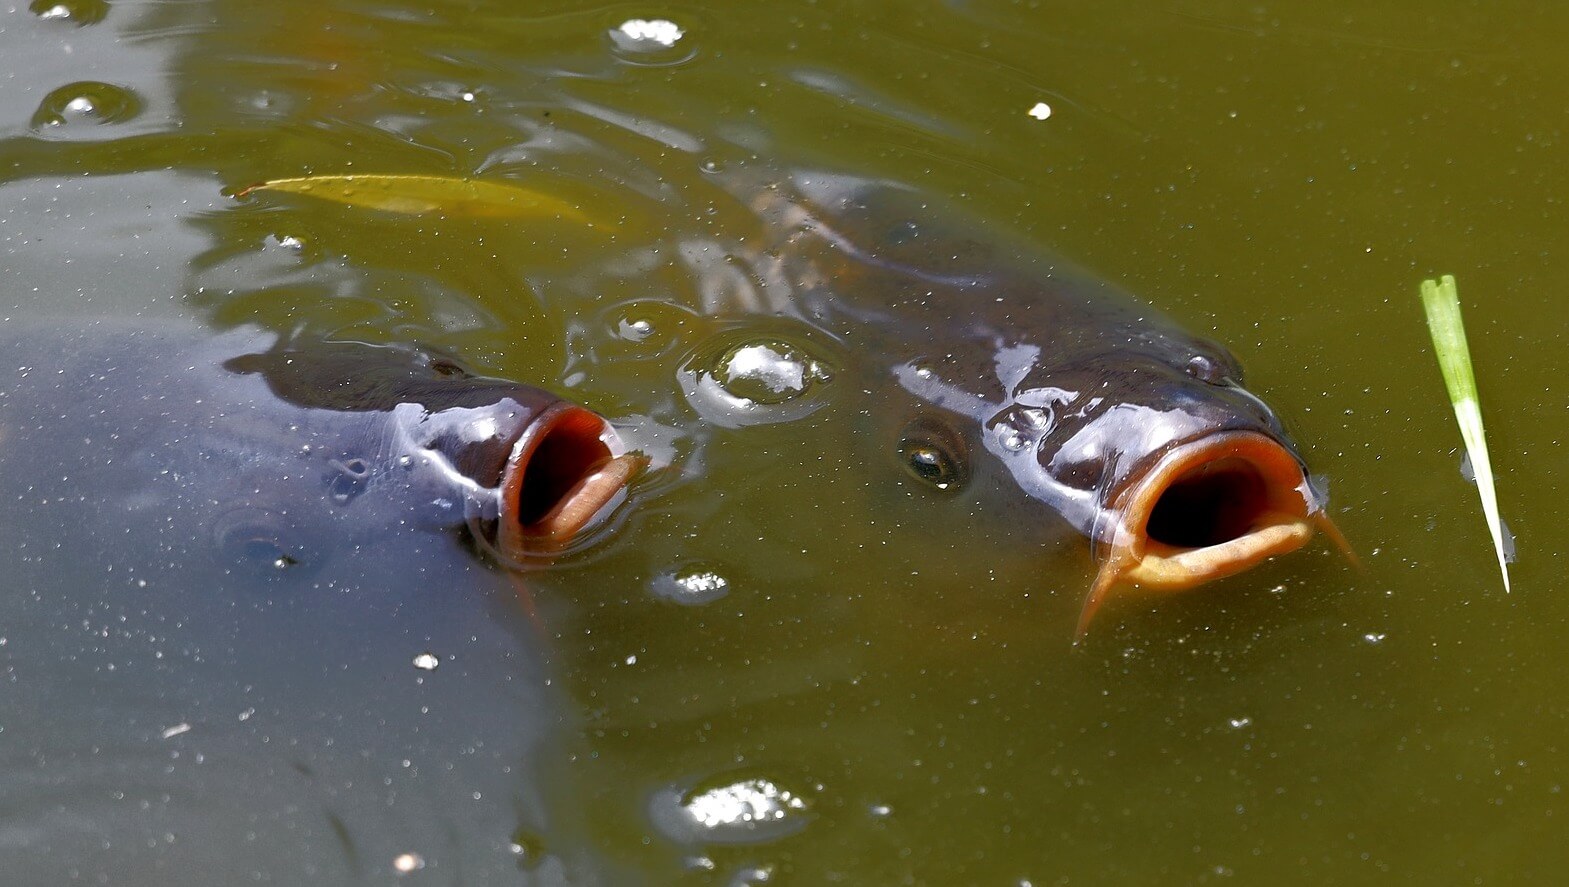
[{"left": 3, "top": 1, "right": 1567, "bottom": 883}]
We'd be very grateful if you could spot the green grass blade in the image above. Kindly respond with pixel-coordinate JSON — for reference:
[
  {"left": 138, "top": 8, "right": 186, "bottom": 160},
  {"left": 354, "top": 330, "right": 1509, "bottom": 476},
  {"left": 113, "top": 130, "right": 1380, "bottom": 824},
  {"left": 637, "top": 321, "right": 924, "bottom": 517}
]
[{"left": 1419, "top": 274, "right": 1510, "bottom": 592}]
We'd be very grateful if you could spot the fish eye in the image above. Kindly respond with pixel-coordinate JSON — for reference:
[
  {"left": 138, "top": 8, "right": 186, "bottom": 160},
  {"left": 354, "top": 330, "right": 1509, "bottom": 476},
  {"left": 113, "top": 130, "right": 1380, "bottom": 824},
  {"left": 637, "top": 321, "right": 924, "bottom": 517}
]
[{"left": 897, "top": 415, "right": 970, "bottom": 492}]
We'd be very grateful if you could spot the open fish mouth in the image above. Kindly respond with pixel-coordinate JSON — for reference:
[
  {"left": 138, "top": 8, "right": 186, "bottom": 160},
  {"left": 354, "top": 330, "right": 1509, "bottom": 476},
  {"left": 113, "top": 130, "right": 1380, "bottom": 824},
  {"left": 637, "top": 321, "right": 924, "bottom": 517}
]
[
  {"left": 494, "top": 403, "right": 645, "bottom": 558},
  {"left": 1077, "top": 431, "right": 1347, "bottom": 640}
]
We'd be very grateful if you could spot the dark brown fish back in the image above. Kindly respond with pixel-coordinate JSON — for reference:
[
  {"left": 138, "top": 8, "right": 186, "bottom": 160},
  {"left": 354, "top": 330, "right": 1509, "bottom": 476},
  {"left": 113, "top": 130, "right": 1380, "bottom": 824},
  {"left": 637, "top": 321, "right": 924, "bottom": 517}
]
[
  {"left": 223, "top": 339, "right": 561, "bottom": 416},
  {"left": 722, "top": 170, "right": 1305, "bottom": 541}
]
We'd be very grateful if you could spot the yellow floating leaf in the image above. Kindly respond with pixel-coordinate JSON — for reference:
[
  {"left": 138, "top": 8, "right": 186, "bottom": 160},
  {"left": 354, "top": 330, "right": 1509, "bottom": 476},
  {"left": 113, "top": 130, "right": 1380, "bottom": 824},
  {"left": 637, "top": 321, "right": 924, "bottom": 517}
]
[{"left": 235, "top": 174, "right": 594, "bottom": 224}]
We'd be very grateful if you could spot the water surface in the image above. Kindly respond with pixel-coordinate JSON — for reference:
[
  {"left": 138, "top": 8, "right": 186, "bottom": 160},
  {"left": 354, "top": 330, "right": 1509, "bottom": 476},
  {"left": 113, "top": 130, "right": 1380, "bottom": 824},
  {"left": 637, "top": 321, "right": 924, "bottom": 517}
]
[{"left": 2, "top": 1, "right": 1567, "bottom": 883}]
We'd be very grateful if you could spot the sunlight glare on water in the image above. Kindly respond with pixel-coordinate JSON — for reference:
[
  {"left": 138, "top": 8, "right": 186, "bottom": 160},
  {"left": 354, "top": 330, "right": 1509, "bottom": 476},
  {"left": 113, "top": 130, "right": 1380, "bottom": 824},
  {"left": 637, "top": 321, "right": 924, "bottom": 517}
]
[
  {"left": 649, "top": 774, "right": 813, "bottom": 847},
  {"left": 648, "top": 563, "right": 732, "bottom": 606}
]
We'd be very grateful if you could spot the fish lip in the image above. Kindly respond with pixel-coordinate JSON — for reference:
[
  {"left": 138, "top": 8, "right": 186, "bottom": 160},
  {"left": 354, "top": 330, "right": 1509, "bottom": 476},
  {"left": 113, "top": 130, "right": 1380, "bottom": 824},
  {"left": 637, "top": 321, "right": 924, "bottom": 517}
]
[
  {"left": 493, "top": 402, "right": 645, "bottom": 560},
  {"left": 1075, "top": 431, "right": 1320, "bottom": 640}
]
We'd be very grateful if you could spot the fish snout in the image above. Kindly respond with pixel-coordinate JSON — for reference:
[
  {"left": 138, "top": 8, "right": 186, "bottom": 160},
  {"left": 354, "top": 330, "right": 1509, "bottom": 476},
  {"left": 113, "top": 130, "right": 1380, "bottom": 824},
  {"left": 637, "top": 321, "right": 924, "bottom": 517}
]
[{"left": 1076, "top": 431, "right": 1342, "bottom": 640}]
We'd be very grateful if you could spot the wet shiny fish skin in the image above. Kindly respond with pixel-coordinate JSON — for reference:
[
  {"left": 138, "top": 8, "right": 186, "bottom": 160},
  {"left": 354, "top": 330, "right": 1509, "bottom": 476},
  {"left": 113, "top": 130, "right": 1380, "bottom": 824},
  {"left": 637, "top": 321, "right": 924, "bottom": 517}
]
[{"left": 675, "top": 170, "right": 1334, "bottom": 630}]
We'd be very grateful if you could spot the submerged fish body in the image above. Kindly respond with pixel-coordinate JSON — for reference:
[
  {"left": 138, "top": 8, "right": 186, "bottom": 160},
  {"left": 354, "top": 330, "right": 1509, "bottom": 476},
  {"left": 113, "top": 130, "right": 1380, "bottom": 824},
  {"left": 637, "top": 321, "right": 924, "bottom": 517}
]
[
  {"left": 219, "top": 331, "right": 643, "bottom": 559},
  {"left": 657, "top": 171, "right": 1340, "bottom": 633},
  {"left": 0, "top": 321, "right": 639, "bottom": 569},
  {"left": 0, "top": 320, "right": 637, "bottom": 882}
]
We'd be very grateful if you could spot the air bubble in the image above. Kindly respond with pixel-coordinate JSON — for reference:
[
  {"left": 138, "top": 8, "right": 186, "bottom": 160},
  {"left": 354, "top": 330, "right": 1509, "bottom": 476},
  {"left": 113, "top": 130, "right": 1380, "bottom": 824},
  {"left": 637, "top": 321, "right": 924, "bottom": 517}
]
[
  {"left": 392, "top": 852, "right": 424, "bottom": 873},
  {"left": 680, "top": 331, "right": 837, "bottom": 427},
  {"left": 997, "top": 427, "right": 1028, "bottom": 452},
  {"left": 31, "top": 81, "right": 142, "bottom": 131},
  {"left": 608, "top": 17, "right": 697, "bottom": 66},
  {"left": 1185, "top": 353, "right": 1226, "bottom": 384},
  {"left": 245, "top": 92, "right": 282, "bottom": 114},
  {"left": 620, "top": 317, "right": 655, "bottom": 341},
  {"left": 730, "top": 866, "right": 775, "bottom": 885},
  {"left": 29, "top": 0, "right": 108, "bottom": 25},
  {"left": 1016, "top": 406, "right": 1053, "bottom": 432},
  {"left": 598, "top": 300, "right": 702, "bottom": 362},
  {"left": 509, "top": 828, "right": 545, "bottom": 870},
  {"left": 714, "top": 342, "right": 829, "bottom": 404}
]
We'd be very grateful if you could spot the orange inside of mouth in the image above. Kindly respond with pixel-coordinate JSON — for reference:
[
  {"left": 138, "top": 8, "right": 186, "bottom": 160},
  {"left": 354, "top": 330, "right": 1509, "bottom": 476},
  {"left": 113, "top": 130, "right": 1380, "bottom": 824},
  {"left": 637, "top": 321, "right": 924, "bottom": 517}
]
[
  {"left": 1075, "top": 431, "right": 1351, "bottom": 641},
  {"left": 496, "top": 405, "right": 645, "bottom": 557}
]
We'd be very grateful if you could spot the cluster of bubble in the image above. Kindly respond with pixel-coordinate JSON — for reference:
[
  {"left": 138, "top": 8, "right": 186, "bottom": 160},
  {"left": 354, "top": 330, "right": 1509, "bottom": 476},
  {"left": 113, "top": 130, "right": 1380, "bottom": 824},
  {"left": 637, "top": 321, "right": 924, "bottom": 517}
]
[{"left": 29, "top": 1, "right": 140, "bottom": 134}]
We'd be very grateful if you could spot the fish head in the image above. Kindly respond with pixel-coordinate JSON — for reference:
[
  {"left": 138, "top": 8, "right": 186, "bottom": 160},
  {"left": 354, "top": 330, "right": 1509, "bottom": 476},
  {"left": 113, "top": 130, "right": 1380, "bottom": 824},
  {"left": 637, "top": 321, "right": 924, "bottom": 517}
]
[
  {"left": 896, "top": 329, "right": 1336, "bottom": 638},
  {"left": 999, "top": 342, "right": 1332, "bottom": 638},
  {"left": 223, "top": 339, "right": 645, "bottom": 565}
]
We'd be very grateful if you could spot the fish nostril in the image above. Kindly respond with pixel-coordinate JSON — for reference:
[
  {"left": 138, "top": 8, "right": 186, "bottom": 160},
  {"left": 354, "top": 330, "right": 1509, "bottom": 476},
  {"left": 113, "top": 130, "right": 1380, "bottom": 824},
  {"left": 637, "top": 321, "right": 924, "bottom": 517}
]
[
  {"left": 328, "top": 457, "right": 371, "bottom": 504},
  {"left": 1145, "top": 457, "right": 1269, "bottom": 548}
]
